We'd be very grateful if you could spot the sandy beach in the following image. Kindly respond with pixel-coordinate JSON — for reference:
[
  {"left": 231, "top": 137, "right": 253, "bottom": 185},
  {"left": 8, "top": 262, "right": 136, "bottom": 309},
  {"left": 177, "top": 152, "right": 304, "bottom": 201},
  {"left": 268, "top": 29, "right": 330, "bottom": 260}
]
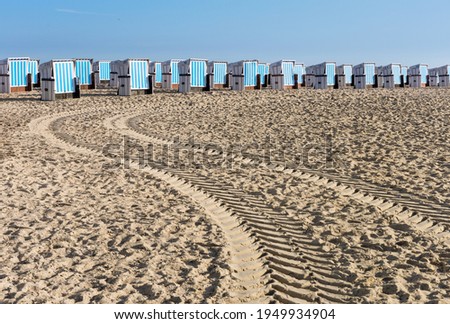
[{"left": 1, "top": 88, "right": 449, "bottom": 304}]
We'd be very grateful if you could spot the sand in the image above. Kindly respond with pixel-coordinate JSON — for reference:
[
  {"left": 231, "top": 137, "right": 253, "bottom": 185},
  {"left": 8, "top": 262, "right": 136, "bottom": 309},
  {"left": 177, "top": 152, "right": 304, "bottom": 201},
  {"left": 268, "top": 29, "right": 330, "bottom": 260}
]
[{"left": 0, "top": 88, "right": 449, "bottom": 304}]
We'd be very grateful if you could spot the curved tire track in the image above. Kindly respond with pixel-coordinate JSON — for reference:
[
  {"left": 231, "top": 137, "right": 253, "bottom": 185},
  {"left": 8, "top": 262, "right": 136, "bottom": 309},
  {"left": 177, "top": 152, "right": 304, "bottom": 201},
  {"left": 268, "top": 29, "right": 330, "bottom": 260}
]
[
  {"left": 105, "top": 113, "right": 360, "bottom": 303},
  {"left": 29, "top": 109, "right": 270, "bottom": 304},
  {"left": 30, "top": 107, "right": 449, "bottom": 304},
  {"left": 46, "top": 110, "right": 363, "bottom": 303}
]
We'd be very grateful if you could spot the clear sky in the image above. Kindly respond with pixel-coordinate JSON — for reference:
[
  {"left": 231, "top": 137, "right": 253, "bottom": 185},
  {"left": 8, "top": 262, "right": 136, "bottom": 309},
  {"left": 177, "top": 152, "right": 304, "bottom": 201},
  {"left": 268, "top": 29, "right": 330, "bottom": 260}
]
[{"left": 1, "top": 0, "right": 449, "bottom": 66}]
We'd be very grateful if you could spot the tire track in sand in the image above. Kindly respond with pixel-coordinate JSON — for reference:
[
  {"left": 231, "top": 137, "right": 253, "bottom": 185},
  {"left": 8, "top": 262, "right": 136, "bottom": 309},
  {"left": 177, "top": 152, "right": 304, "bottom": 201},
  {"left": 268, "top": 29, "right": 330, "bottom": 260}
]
[
  {"left": 103, "top": 113, "right": 376, "bottom": 303},
  {"left": 29, "top": 110, "right": 270, "bottom": 304},
  {"left": 40, "top": 110, "right": 363, "bottom": 303},
  {"left": 31, "top": 108, "right": 449, "bottom": 304}
]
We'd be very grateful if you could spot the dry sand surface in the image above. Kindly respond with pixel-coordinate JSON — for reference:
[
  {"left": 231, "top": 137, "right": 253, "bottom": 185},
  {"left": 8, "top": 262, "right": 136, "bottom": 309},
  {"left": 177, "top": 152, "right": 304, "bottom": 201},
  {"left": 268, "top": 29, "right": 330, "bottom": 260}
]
[{"left": 1, "top": 88, "right": 449, "bottom": 304}]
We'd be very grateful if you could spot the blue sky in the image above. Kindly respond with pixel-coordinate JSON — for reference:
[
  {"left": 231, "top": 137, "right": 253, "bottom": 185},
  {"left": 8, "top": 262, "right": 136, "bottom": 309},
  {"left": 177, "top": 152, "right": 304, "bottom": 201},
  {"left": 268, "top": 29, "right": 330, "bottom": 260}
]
[{"left": 1, "top": 0, "right": 450, "bottom": 66}]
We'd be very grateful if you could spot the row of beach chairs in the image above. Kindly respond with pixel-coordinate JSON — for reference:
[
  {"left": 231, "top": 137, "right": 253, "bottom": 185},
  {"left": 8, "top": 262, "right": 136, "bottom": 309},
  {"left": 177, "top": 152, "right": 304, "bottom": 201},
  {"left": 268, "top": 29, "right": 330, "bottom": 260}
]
[{"left": 0, "top": 57, "right": 448, "bottom": 100}]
